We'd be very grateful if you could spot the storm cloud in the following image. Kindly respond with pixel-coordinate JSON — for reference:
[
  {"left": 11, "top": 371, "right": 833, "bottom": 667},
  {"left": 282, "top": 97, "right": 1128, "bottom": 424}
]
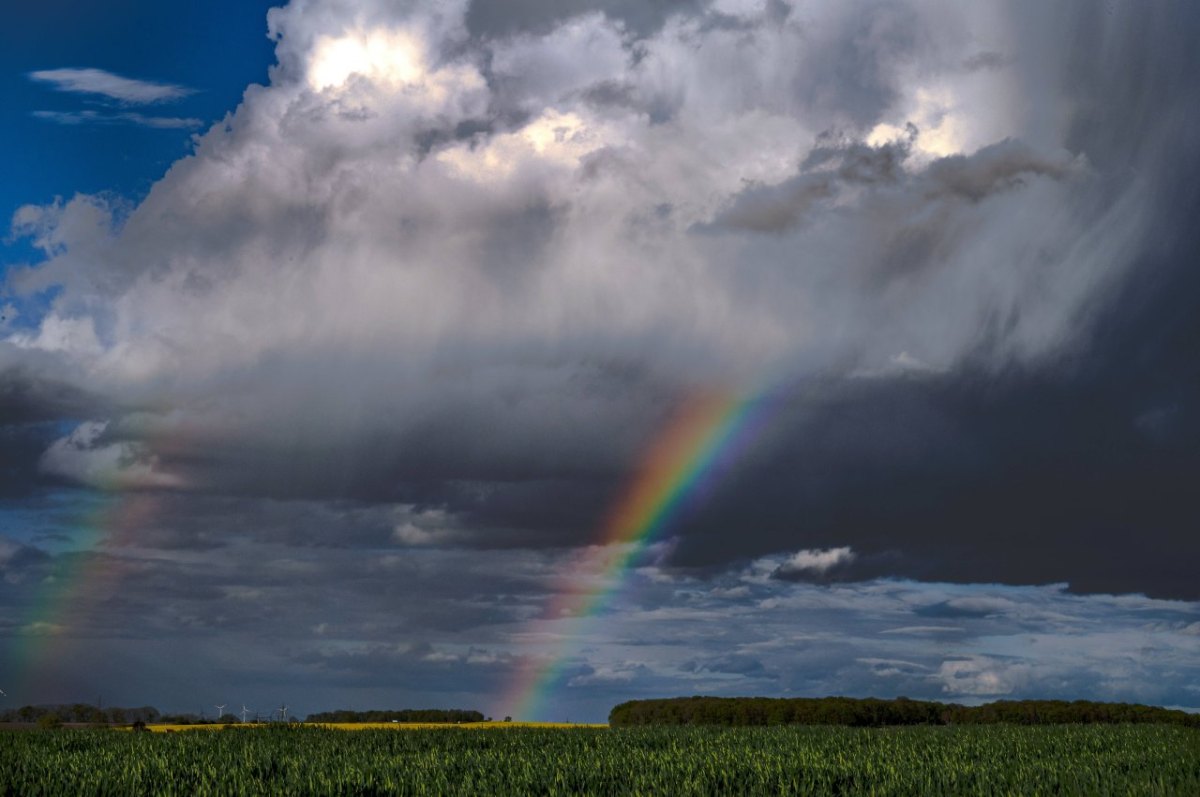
[{"left": 2, "top": 0, "right": 1199, "bottom": 717}]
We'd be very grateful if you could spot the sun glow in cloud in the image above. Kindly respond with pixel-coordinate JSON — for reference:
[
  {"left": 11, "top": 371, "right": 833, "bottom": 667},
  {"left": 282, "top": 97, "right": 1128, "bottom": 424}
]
[
  {"left": 307, "top": 28, "right": 426, "bottom": 91},
  {"left": 868, "top": 87, "right": 966, "bottom": 159},
  {"left": 438, "top": 109, "right": 612, "bottom": 181}
]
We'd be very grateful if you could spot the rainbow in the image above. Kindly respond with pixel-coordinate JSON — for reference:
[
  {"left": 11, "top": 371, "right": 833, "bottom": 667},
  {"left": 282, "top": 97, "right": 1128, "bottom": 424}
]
[
  {"left": 6, "top": 487, "right": 164, "bottom": 701},
  {"left": 5, "top": 414, "right": 189, "bottom": 700},
  {"left": 503, "top": 385, "right": 783, "bottom": 721}
]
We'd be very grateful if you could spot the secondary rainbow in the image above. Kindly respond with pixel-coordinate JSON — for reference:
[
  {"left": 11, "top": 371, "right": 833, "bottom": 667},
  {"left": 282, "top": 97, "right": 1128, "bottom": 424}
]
[
  {"left": 504, "top": 384, "right": 783, "bottom": 721},
  {"left": 6, "top": 491, "right": 164, "bottom": 700},
  {"left": 5, "top": 411, "right": 184, "bottom": 700}
]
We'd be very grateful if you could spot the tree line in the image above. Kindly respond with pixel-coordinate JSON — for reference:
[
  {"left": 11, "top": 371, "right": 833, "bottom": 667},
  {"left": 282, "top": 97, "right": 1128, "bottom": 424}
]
[
  {"left": 0, "top": 704, "right": 486, "bottom": 725},
  {"left": 0, "top": 704, "right": 163, "bottom": 725},
  {"left": 305, "top": 709, "right": 486, "bottom": 724},
  {"left": 609, "top": 697, "right": 1200, "bottom": 728}
]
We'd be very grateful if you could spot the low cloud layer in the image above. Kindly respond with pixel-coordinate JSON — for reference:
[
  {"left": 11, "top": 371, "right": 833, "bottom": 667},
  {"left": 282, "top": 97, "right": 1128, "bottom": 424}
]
[
  {"left": 0, "top": 514, "right": 1195, "bottom": 719},
  {"left": 2, "top": 0, "right": 1200, "bottom": 714}
]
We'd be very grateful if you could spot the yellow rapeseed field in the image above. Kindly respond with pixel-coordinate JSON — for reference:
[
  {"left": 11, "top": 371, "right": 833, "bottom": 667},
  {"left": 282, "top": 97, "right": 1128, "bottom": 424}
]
[
  {"left": 314, "top": 721, "right": 607, "bottom": 730},
  {"left": 140, "top": 721, "right": 605, "bottom": 732}
]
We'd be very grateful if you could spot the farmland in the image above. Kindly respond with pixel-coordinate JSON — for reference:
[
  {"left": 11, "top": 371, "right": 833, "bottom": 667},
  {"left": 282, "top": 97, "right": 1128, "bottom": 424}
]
[
  {"left": 135, "top": 720, "right": 604, "bottom": 732},
  {"left": 3, "top": 724, "right": 1198, "bottom": 795}
]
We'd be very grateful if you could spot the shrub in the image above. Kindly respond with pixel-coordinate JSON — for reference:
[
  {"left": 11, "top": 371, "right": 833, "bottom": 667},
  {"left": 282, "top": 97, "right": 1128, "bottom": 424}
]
[{"left": 36, "top": 714, "right": 62, "bottom": 731}]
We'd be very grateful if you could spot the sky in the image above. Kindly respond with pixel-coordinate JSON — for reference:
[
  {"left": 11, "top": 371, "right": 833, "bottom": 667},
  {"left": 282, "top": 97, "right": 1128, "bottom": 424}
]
[{"left": 1, "top": 0, "right": 1198, "bottom": 724}]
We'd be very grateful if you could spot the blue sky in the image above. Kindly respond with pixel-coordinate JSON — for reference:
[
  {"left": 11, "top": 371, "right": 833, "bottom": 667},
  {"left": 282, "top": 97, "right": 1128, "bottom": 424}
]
[
  {"left": 0, "top": 0, "right": 276, "bottom": 275},
  {"left": 1, "top": 0, "right": 1199, "bottom": 722}
]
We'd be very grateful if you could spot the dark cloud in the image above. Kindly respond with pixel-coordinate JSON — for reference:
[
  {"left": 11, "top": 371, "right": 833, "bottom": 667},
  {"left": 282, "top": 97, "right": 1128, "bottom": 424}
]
[
  {"left": 666, "top": 339, "right": 1200, "bottom": 599},
  {"left": 0, "top": 537, "right": 49, "bottom": 574},
  {"left": 0, "top": 367, "right": 98, "bottom": 425},
  {"left": 3, "top": 0, "right": 1200, "bottom": 718},
  {"left": 707, "top": 171, "right": 838, "bottom": 234},
  {"left": 789, "top": 2, "right": 923, "bottom": 129},
  {"left": 481, "top": 0, "right": 1200, "bottom": 600},
  {"left": 708, "top": 130, "right": 918, "bottom": 233},
  {"left": 961, "top": 51, "right": 1010, "bottom": 72},
  {"left": 0, "top": 425, "right": 53, "bottom": 498},
  {"left": 0, "top": 368, "right": 101, "bottom": 497},
  {"left": 465, "top": 0, "right": 705, "bottom": 39},
  {"left": 919, "top": 139, "right": 1078, "bottom": 203},
  {"left": 709, "top": 133, "right": 1078, "bottom": 234}
]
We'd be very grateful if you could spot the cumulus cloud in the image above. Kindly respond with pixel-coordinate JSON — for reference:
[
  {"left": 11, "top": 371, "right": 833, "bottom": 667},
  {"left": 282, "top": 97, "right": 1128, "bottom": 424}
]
[
  {"left": 38, "top": 421, "right": 185, "bottom": 490},
  {"left": 935, "top": 656, "right": 1029, "bottom": 697},
  {"left": 6, "top": 3, "right": 1145, "bottom": 388},
  {"left": 27, "top": 68, "right": 195, "bottom": 104},
  {"left": 1, "top": 0, "right": 1198, "bottom": 608},
  {"left": 392, "top": 506, "right": 465, "bottom": 546},
  {"left": 775, "top": 546, "right": 856, "bottom": 578}
]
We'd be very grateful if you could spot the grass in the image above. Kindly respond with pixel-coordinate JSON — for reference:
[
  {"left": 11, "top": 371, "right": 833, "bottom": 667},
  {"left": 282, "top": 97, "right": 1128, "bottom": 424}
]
[{"left": 3, "top": 723, "right": 1197, "bottom": 795}]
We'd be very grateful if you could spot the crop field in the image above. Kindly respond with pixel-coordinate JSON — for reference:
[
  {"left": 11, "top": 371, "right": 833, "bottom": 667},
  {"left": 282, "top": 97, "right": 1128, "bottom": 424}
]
[
  {"left": 2, "top": 724, "right": 1198, "bottom": 795},
  {"left": 134, "top": 721, "right": 604, "bottom": 732}
]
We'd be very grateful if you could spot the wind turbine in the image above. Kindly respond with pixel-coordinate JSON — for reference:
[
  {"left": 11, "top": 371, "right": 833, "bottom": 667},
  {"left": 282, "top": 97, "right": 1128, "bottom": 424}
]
[
  {"left": 240, "top": 705, "right": 251, "bottom": 723},
  {"left": 278, "top": 703, "right": 289, "bottom": 722},
  {"left": 215, "top": 704, "right": 226, "bottom": 720}
]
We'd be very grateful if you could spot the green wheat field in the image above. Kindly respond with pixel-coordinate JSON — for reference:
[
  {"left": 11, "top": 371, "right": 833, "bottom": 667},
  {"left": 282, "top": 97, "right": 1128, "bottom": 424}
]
[{"left": 3, "top": 724, "right": 1199, "bottom": 795}]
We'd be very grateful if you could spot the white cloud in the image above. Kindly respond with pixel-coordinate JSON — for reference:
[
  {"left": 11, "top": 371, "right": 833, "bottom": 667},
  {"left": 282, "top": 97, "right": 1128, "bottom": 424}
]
[
  {"left": 489, "top": 13, "right": 630, "bottom": 107},
  {"left": 7, "top": 314, "right": 103, "bottom": 358},
  {"left": 32, "top": 110, "right": 202, "bottom": 129},
  {"left": 0, "top": 0, "right": 1166, "bottom": 556},
  {"left": 38, "top": 421, "right": 186, "bottom": 490},
  {"left": 777, "top": 546, "right": 857, "bottom": 577},
  {"left": 28, "top": 68, "right": 195, "bottom": 104},
  {"left": 307, "top": 28, "right": 427, "bottom": 90},
  {"left": 880, "top": 625, "right": 965, "bottom": 635},
  {"left": 858, "top": 657, "right": 931, "bottom": 677},
  {"left": 392, "top": 506, "right": 461, "bottom": 546},
  {"left": 850, "top": 350, "right": 946, "bottom": 380},
  {"left": 437, "top": 107, "right": 618, "bottom": 181},
  {"left": 8, "top": 193, "right": 121, "bottom": 260},
  {"left": 935, "top": 656, "right": 1029, "bottom": 696},
  {"left": 858, "top": 657, "right": 929, "bottom": 669},
  {"left": 5, "top": 1, "right": 1144, "bottom": 404},
  {"left": 19, "top": 621, "right": 65, "bottom": 637},
  {"left": 567, "top": 661, "right": 647, "bottom": 686}
]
